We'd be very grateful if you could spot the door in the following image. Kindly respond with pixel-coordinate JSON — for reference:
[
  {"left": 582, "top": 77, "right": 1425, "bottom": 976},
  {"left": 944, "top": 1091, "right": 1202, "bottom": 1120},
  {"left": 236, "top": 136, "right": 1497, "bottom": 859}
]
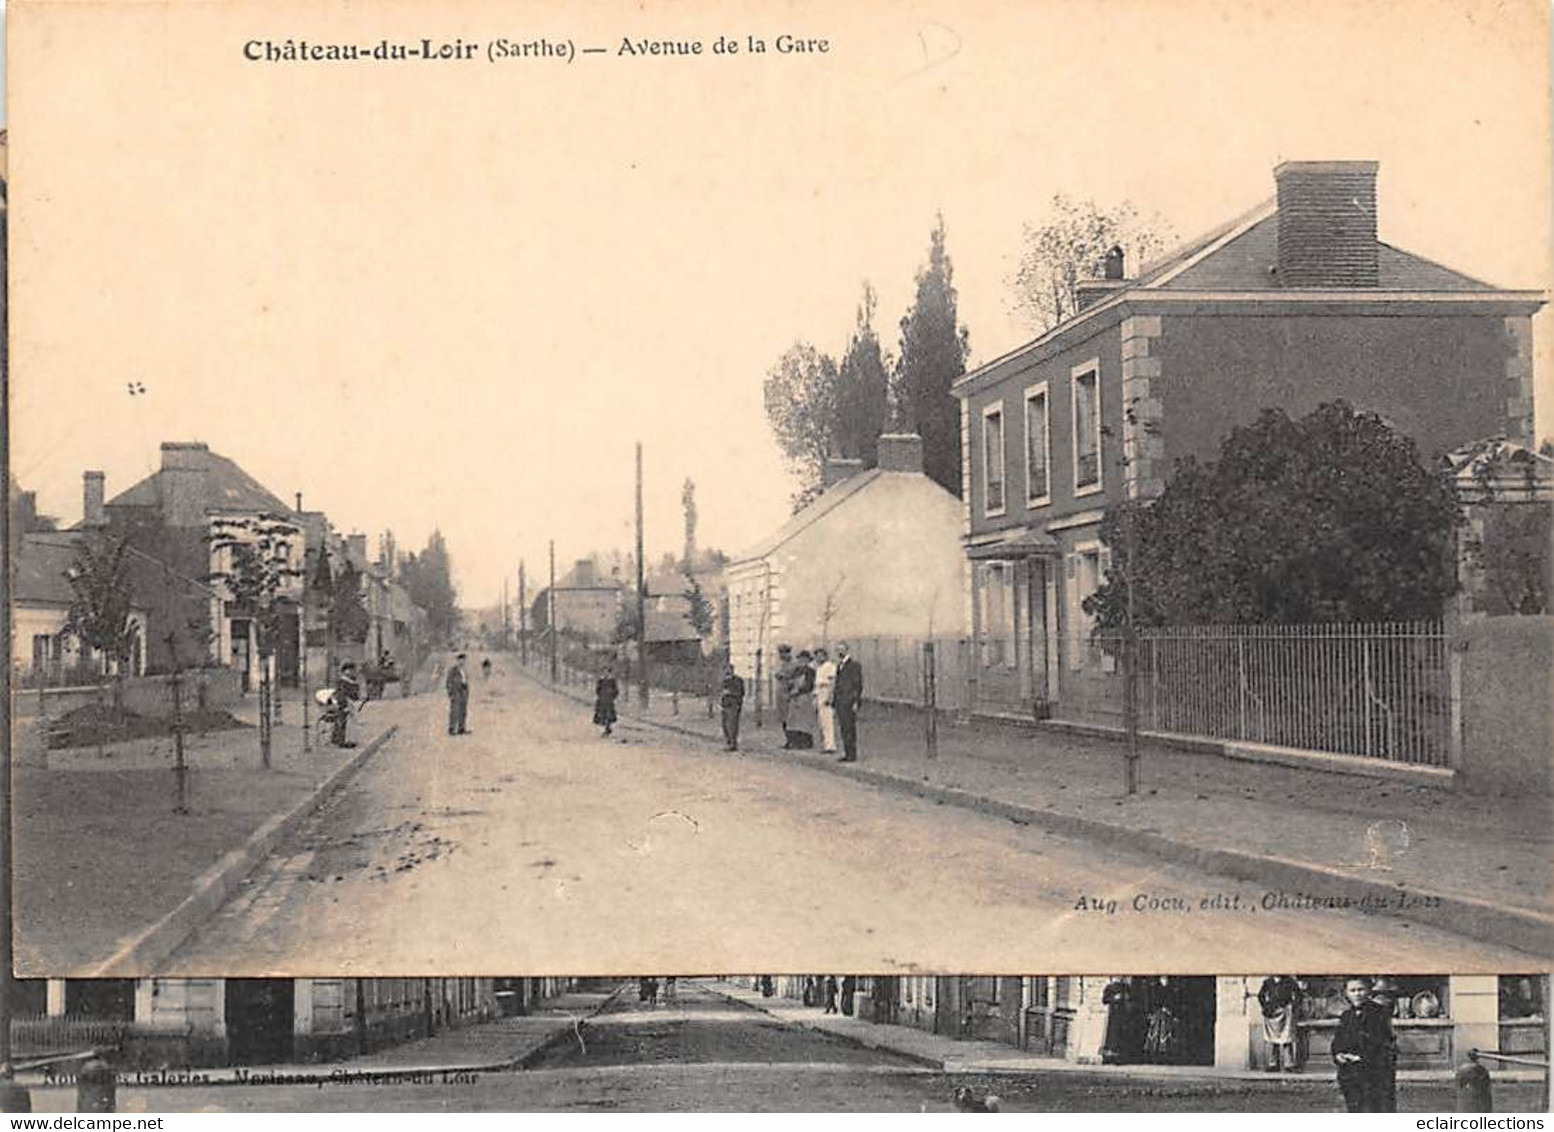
[
  {"left": 225, "top": 979, "right": 295, "bottom": 1065},
  {"left": 231, "top": 620, "right": 252, "bottom": 692}
]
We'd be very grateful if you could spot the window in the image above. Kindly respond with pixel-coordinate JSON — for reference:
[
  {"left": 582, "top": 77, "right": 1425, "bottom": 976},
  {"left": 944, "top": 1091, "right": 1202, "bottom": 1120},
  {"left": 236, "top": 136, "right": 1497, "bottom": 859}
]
[
  {"left": 1072, "top": 362, "right": 1102, "bottom": 494},
  {"left": 1025, "top": 383, "right": 1051, "bottom": 505},
  {"left": 983, "top": 403, "right": 1006, "bottom": 515}
]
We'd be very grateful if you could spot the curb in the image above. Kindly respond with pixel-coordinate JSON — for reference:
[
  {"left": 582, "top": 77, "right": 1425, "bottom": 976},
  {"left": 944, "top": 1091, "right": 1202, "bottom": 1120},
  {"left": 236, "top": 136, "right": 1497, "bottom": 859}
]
[
  {"left": 524, "top": 670, "right": 1553, "bottom": 959},
  {"left": 87, "top": 725, "right": 400, "bottom": 976}
]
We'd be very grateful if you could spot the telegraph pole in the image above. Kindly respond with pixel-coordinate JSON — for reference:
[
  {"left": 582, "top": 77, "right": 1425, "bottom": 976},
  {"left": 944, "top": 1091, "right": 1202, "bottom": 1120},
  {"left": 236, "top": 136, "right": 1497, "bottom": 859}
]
[
  {"left": 518, "top": 560, "right": 528, "bottom": 666},
  {"left": 548, "top": 541, "right": 558, "bottom": 682},
  {"left": 636, "top": 442, "right": 649, "bottom": 709},
  {"left": 502, "top": 576, "right": 510, "bottom": 650}
]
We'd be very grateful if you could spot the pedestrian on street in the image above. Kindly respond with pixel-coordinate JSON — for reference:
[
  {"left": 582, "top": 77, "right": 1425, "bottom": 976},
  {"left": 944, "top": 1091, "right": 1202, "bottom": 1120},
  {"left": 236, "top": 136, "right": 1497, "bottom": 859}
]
[
  {"left": 446, "top": 652, "right": 471, "bottom": 735},
  {"left": 841, "top": 976, "right": 857, "bottom": 1016},
  {"left": 1100, "top": 977, "right": 1142, "bottom": 1065},
  {"left": 784, "top": 651, "right": 816, "bottom": 749},
  {"left": 774, "top": 644, "right": 795, "bottom": 748},
  {"left": 331, "top": 662, "right": 361, "bottom": 749},
  {"left": 823, "top": 975, "right": 839, "bottom": 1015},
  {"left": 813, "top": 647, "right": 838, "bottom": 753},
  {"left": 481, "top": 657, "right": 492, "bottom": 681},
  {"left": 833, "top": 642, "right": 863, "bottom": 762},
  {"left": 1258, "top": 975, "right": 1304, "bottom": 1073},
  {"left": 594, "top": 664, "right": 620, "bottom": 737},
  {"left": 1331, "top": 977, "right": 1398, "bottom": 1112},
  {"left": 720, "top": 663, "right": 746, "bottom": 751},
  {"left": 665, "top": 977, "right": 677, "bottom": 1003}
]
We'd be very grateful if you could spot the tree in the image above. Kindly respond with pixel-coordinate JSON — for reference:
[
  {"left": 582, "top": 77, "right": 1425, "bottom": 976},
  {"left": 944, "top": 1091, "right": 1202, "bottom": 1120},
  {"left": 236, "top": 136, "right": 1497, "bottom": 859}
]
[
  {"left": 894, "top": 214, "right": 970, "bottom": 496},
  {"left": 1008, "top": 195, "right": 1174, "bottom": 332},
  {"left": 62, "top": 534, "right": 139, "bottom": 733},
  {"left": 400, "top": 530, "right": 459, "bottom": 645},
  {"left": 209, "top": 513, "right": 306, "bottom": 768},
  {"left": 681, "top": 478, "right": 698, "bottom": 570},
  {"left": 763, "top": 341, "right": 841, "bottom": 510},
  {"left": 682, "top": 569, "right": 715, "bottom": 640},
  {"left": 836, "top": 283, "right": 891, "bottom": 468},
  {"left": 1085, "top": 401, "right": 1461, "bottom": 628}
]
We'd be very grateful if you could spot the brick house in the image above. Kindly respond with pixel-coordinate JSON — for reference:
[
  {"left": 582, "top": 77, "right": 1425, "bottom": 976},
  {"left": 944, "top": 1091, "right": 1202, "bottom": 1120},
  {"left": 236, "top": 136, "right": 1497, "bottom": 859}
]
[{"left": 953, "top": 160, "right": 1544, "bottom": 721}]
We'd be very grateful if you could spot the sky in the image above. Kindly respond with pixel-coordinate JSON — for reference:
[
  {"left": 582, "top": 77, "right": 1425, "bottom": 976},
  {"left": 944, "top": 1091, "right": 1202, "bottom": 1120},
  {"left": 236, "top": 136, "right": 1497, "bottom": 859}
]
[{"left": 9, "top": 0, "right": 1552, "bottom": 608}]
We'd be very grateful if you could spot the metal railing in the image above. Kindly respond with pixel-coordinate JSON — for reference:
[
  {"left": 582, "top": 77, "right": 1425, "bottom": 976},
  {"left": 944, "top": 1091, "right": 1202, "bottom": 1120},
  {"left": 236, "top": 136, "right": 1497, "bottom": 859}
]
[{"left": 1126, "top": 621, "right": 1452, "bottom": 766}]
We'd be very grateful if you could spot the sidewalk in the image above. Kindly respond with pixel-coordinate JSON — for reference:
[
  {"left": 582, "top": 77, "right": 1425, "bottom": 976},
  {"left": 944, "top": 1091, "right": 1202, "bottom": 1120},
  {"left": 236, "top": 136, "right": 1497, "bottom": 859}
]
[
  {"left": 527, "top": 662, "right": 1552, "bottom": 957},
  {"left": 710, "top": 982, "right": 1545, "bottom": 1085},
  {"left": 13, "top": 686, "right": 406, "bottom": 975}
]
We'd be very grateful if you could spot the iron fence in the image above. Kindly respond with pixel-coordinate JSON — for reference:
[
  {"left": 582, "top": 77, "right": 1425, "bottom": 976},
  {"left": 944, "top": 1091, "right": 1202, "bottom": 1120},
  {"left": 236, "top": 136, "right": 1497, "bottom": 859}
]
[{"left": 1125, "top": 621, "right": 1453, "bottom": 766}]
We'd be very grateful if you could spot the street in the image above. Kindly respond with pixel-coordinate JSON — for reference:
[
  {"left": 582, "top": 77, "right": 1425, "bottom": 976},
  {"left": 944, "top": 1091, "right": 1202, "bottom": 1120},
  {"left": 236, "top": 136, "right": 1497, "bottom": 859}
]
[
  {"left": 164, "top": 666, "right": 1541, "bottom": 973},
  {"left": 21, "top": 982, "right": 1546, "bottom": 1113}
]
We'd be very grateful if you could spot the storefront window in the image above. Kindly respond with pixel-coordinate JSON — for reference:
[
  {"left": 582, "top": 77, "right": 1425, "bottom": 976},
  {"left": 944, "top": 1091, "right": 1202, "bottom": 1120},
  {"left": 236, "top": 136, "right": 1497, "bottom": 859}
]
[
  {"left": 1298, "top": 975, "right": 1450, "bottom": 1020},
  {"left": 1500, "top": 976, "right": 1545, "bottom": 1020}
]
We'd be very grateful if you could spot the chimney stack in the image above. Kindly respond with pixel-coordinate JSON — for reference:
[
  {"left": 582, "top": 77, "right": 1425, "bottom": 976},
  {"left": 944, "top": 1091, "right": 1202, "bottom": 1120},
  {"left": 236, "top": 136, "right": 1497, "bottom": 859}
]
[
  {"left": 822, "top": 456, "right": 865, "bottom": 489},
  {"left": 1274, "top": 161, "right": 1379, "bottom": 288},
  {"left": 876, "top": 433, "right": 925, "bottom": 475},
  {"left": 82, "top": 471, "right": 106, "bottom": 527}
]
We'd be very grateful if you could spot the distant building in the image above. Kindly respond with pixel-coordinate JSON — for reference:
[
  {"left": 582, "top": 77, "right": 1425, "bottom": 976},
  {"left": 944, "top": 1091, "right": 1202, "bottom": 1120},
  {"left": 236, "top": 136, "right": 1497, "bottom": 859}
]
[{"left": 531, "top": 559, "right": 624, "bottom": 641}]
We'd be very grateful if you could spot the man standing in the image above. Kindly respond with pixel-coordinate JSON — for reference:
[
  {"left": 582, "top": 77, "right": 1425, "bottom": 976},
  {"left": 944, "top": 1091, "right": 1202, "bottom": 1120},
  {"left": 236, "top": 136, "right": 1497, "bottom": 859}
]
[
  {"left": 773, "top": 644, "right": 795, "bottom": 748},
  {"left": 1257, "top": 975, "right": 1304, "bottom": 1073},
  {"left": 813, "top": 647, "right": 838, "bottom": 753},
  {"left": 720, "top": 662, "right": 745, "bottom": 752},
  {"left": 833, "top": 642, "right": 863, "bottom": 762},
  {"left": 1331, "top": 977, "right": 1397, "bottom": 1112},
  {"left": 446, "top": 652, "right": 471, "bottom": 736}
]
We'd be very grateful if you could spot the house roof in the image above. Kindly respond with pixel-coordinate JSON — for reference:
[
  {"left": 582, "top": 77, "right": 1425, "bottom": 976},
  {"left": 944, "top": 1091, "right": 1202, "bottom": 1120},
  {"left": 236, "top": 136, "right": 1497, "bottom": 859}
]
[
  {"left": 11, "top": 535, "right": 80, "bottom": 606},
  {"left": 956, "top": 187, "right": 1538, "bottom": 395},
  {"left": 728, "top": 468, "right": 886, "bottom": 565},
  {"left": 9, "top": 532, "right": 201, "bottom": 609},
  {"left": 108, "top": 445, "right": 293, "bottom": 517}
]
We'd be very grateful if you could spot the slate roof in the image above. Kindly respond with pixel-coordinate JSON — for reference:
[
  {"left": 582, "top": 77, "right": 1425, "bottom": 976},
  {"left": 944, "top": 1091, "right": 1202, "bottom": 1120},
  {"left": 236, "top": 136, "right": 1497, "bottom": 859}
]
[
  {"left": 728, "top": 469, "right": 885, "bottom": 564},
  {"left": 9, "top": 532, "right": 207, "bottom": 609},
  {"left": 108, "top": 445, "right": 293, "bottom": 516}
]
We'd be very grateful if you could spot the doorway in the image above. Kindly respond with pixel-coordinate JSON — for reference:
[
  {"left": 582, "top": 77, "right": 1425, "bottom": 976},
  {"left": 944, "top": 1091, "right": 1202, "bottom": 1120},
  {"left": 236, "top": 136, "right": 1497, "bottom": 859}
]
[{"left": 225, "top": 979, "right": 295, "bottom": 1065}]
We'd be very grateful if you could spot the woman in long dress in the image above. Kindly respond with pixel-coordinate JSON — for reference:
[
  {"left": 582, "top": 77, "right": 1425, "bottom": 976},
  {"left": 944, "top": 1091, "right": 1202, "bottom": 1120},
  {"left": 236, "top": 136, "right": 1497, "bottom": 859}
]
[
  {"left": 593, "top": 664, "right": 619, "bottom": 736},
  {"left": 1100, "top": 977, "right": 1136, "bottom": 1065},
  {"left": 785, "top": 651, "right": 818, "bottom": 749}
]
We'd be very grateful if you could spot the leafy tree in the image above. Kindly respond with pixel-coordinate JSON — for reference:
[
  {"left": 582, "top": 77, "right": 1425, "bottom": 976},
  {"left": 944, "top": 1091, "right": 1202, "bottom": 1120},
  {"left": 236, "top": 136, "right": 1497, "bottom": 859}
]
[
  {"left": 763, "top": 341, "right": 841, "bottom": 510},
  {"left": 1085, "top": 401, "right": 1461, "bottom": 628},
  {"left": 62, "top": 534, "right": 139, "bottom": 720},
  {"left": 611, "top": 601, "right": 641, "bottom": 645},
  {"left": 400, "top": 529, "right": 460, "bottom": 645},
  {"left": 835, "top": 283, "right": 891, "bottom": 467},
  {"left": 682, "top": 569, "right": 715, "bottom": 640},
  {"left": 894, "top": 214, "right": 970, "bottom": 496},
  {"left": 1008, "top": 195, "right": 1174, "bottom": 332}
]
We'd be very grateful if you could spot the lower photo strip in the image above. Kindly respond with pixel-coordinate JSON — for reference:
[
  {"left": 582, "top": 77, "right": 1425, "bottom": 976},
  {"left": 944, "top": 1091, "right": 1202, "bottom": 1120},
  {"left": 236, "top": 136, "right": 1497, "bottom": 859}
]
[{"left": 2, "top": 973, "right": 1549, "bottom": 1114}]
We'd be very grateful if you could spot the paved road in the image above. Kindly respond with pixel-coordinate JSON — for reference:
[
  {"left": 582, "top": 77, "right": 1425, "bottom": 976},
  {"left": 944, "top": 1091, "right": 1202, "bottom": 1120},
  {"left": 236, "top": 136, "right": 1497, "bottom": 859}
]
[
  {"left": 21, "top": 984, "right": 1546, "bottom": 1112},
  {"left": 166, "top": 666, "right": 1541, "bottom": 973}
]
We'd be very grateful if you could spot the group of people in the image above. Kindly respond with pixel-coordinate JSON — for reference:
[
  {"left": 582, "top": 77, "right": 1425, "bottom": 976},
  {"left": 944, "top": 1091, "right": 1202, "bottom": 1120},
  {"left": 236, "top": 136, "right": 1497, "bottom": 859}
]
[
  {"left": 801, "top": 975, "right": 858, "bottom": 1016},
  {"left": 773, "top": 643, "right": 864, "bottom": 762},
  {"left": 1099, "top": 976, "right": 1197, "bottom": 1067},
  {"left": 636, "top": 976, "right": 677, "bottom": 1005}
]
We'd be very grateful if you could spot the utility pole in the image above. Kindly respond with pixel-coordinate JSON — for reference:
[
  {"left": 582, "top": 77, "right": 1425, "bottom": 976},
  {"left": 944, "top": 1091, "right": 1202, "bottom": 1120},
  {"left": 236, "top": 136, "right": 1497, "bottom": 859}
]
[
  {"left": 548, "top": 541, "right": 558, "bottom": 683},
  {"left": 635, "top": 442, "right": 649, "bottom": 709},
  {"left": 503, "top": 576, "right": 510, "bottom": 651},
  {"left": 518, "top": 560, "right": 528, "bottom": 666}
]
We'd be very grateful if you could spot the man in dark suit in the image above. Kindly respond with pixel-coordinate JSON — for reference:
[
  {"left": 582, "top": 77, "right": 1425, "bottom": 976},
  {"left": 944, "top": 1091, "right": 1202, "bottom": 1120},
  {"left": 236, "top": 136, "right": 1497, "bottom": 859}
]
[
  {"left": 719, "top": 663, "right": 745, "bottom": 751},
  {"left": 446, "top": 652, "right": 471, "bottom": 735},
  {"left": 833, "top": 642, "right": 864, "bottom": 762},
  {"left": 1331, "top": 977, "right": 1397, "bottom": 1112}
]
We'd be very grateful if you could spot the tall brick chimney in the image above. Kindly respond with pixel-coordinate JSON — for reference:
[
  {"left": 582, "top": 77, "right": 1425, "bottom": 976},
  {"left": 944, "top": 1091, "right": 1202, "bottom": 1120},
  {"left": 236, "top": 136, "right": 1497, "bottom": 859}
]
[
  {"left": 1274, "top": 161, "right": 1379, "bottom": 288},
  {"left": 159, "top": 441, "right": 210, "bottom": 527},
  {"left": 876, "top": 433, "right": 925, "bottom": 474},
  {"left": 82, "top": 470, "right": 106, "bottom": 527}
]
